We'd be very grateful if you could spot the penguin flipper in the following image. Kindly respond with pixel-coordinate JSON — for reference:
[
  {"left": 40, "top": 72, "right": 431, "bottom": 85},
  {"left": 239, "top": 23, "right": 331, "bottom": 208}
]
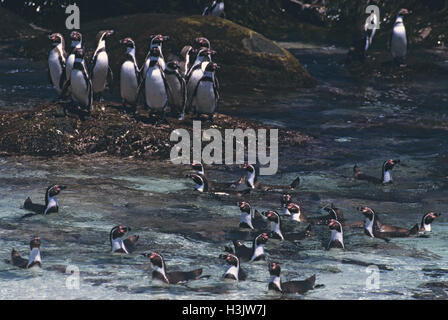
[
  {"left": 47, "top": 68, "right": 53, "bottom": 86},
  {"left": 107, "top": 66, "right": 114, "bottom": 89}
]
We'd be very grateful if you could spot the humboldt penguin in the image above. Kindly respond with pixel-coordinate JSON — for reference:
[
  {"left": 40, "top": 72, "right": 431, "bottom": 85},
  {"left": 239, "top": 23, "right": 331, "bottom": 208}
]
[
  {"left": 391, "top": 8, "right": 409, "bottom": 66},
  {"left": 90, "top": 30, "right": 114, "bottom": 102},
  {"left": 237, "top": 201, "right": 267, "bottom": 230},
  {"left": 202, "top": 0, "right": 225, "bottom": 18},
  {"left": 191, "top": 62, "right": 219, "bottom": 121},
  {"left": 10, "top": 236, "right": 42, "bottom": 269},
  {"left": 186, "top": 48, "right": 214, "bottom": 112},
  {"left": 63, "top": 48, "right": 93, "bottom": 117},
  {"left": 48, "top": 33, "right": 66, "bottom": 97},
  {"left": 142, "top": 34, "right": 169, "bottom": 77},
  {"left": 268, "top": 262, "right": 316, "bottom": 295},
  {"left": 219, "top": 253, "right": 247, "bottom": 281},
  {"left": 119, "top": 37, "right": 140, "bottom": 113},
  {"left": 418, "top": 212, "right": 441, "bottom": 234},
  {"left": 64, "top": 31, "right": 83, "bottom": 93},
  {"left": 224, "top": 233, "right": 269, "bottom": 262},
  {"left": 140, "top": 47, "right": 169, "bottom": 119},
  {"left": 109, "top": 225, "right": 139, "bottom": 254},
  {"left": 327, "top": 219, "right": 345, "bottom": 250},
  {"left": 164, "top": 60, "right": 186, "bottom": 120},
  {"left": 23, "top": 184, "right": 67, "bottom": 217},
  {"left": 263, "top": 210, "right": 313, "bottom": 241},
  {"left": 353, "top": 159, "right": 400, "bottom": 184},
  {"left": 359, "top": 206, "right": 419, "bottom": 238},
  {"left": 143, "top": 252, "right": 203, "bottom": 285},
  {"left": 237, "top": 163, "right": 301, "bottom": 191}
]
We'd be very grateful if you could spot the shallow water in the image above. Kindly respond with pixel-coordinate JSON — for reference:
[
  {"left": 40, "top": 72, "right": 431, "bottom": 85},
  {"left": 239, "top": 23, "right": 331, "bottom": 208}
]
[{"left": 0, "top": 43, "right": 447, "bottom": 299}]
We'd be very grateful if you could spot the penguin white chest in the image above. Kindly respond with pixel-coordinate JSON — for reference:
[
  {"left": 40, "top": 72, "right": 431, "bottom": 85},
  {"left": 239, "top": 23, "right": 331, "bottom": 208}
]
[
  {"left": 212, "top": 3, "right": 224, "bottom": 16},
  {"left": 65, "top": 54, "right": 75, "bottom": 81},
  {"left": 71, "top": 69, "right": 90, "bottom": 107},
  {"left": 391, "top": 25, "right": 407, "bottom": 58},
  {"left": 48, "top": 49, "right": 64, "bottom": 93},
  {"left": 120, "top": 61, "right": 139, "bottom": 104},
  {"left": 92, "top": 51, "right": 109, "bottom": 93},
  {"left": 145, "top": 67, "right": 167, "bottom": 110},
  {"left": 193, "top": 81, "right": 216, "bottom": 114}
]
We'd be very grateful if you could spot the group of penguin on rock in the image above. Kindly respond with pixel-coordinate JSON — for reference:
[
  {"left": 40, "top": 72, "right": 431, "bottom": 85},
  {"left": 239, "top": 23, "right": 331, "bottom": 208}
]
[
  {"left": 48, "top": 30, "right": 220, "bottom": 122},
  {"left": 348, "top": 8, "right": 410, "bottom": 66},
  {"left": 9, "top": 158, "right": 441, "bottom": 295}
]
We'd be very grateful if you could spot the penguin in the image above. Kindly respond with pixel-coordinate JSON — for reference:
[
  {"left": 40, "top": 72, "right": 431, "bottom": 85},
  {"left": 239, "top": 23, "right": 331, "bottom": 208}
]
[
  {"left": 264, "top": 210, "right": 313, "bottom": 241},
  {"left": 268, "top": 262, "right": 316, "bottom": 295},
  {"left": 390, "top": 8, "right": 409, "bottom": 66},
  {"left": 238, "top": 201, "right": 267, "bottom": 230},
  {"left": 287, "top": 203, "right": 345, "bottom": 226},
  {"left": 143, "top": 252, "right": 203, "bottom": 285},
  {"left": 280, "top": 193, "right": 293, "bottom": 216},
  {"left": 164, "top": 60, "right": 187, "bottom": 120},
  {"left": 238, "top": 163, "right": 301, "bottom": 191},
  {"left": 23, "top": 184, "right": 67, "bottom": 216},
  {"left": 364, "top": 9, "right": 378, "bottom": 52},
  {"left": 191, "top": 62, "right": 220, "bottom": 121},
  {"left": 109, "top": 225, "right": 139, "bottom": 254},
  {"left": 48, "top": 33, "right": 66, "bottom": 97},
  {"left": 179, "top": 45, "right": 193, "bottom": 77},
  {"left": 186, "top": 48, "right": 214, "bottom": 112},
  {"left": 359, "top": 206, "right": 419, "bottom": 238},
  {"left": 224, "top": 233, "right": 269, "bottom": 262},
  {"left": 90, "top": 30, "right": 114, "bottom": 102},
  {"left": 190, "top": 173, "right": 209, "bottom": 192},
  {"left": 142, "top": 34, "right": 169, "bottom": 77},
  {"left": 64, "top": 31, "right": 83, "bottom": 93},
  {"left": 140, "top": 47, "right": 169, "bottom": 118},
  {"left": 119, "top": 37, "right": 140, "bottom": 113},
  {"left": 327, "top": 219, "right": 344, "bottom": 250},
  {"left": 202, "top": 0, "right": 225, "bottom": 18},
  {"left": 418, "top": 212, "right": 441, "bottom": 234},
  {"left": 353, "top": 159, "right": 400, "bottom": 184},
  {"left": 219, "top": 253, "right": 247, "bottom": 281},
  {"left": 10, "top": 236, "right": 42, "bottom": 269},
  {"left": 285, "top": 203, "right": 307, "bottom": 223},
  {"left": 189, "top": 172, "right": 250, "bottom": 197},
  {"left": 63, "top": 48, "right": 93, "bottom": 116}
]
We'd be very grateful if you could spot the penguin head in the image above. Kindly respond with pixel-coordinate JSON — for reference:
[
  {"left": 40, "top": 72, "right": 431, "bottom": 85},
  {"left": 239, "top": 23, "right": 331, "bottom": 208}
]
[
  {"left": 194, "top": 37, "right": 211, "bottom": 49},
  {"left": 255, "top": 233, "right": 269, "bottom": 245},
  {"left": 219, "top": 253, "right": 239, "bottom": 267},
  {"left": 383, "top": 159, "right": 400, "bottom": 172},
  {"left": 111, "top": 225, "right": 131, "bottom": 240},
  {"left": 265, "top": 210, "right": 280, "bottom": 223},
  {"left": 120, "top": 37, "right": 135, "bottom": 49},
  {"left": 166, "top": 60, "right": 181, "bottom": 71},
  {"left": 397, "top": 8, "right": 409, "bottom": 16},
  {"left": 150, "top": 34, "right": 169, "bottom": 45},
  {"left": 145, "top": 252, "right": 164, "bottom": 268},
  {"left": 73, "top": 48, "right": 85, "bottom": 59},
  {"left": 238, "top": 201, "right": 251, "bottom": 214},
  {"left": 97, "top": 30, "right": 114, "bottom": 42},
  {"left": 359, "top": 206, "right": 375, "bottom": 220},
  {"left": 328, "top": 219, "right": 342, "bottom": 232},
  {"left": 233, "top": 240, "right": 245, "bottom": 248},
  {"left": 243, "top": 163, "right": 255, "bottom": 173},
  {"left": 287, "top": 203, "right": 301, "bottom": 214},
  {"left": 70, "top": 31, "right": 82, "bottom": 43},
  {"left": 191, "top": 161, "right": 204, "bottom": 173},
  {"left": 205, "top": 62, "right": 219, "bottom": 72},
  {"left": 197, "top": 48, "right": 215, "bottom": 59},
  {"left": 47, "top": 184, "right": 67, "bottom": 197},
  {"left": 422, "top": 212, "right": 440, "bottom": 226},
  {"left": 49, "top": 33, "right": 64, "bottom": 46},
  {"left": 29, "top": 236, "right": 41, "bottom": 250},
  {"left": 324, "top": 205, "right": 343, "bottom": 221},
  {"left": 268, "top": 262, "right": 281, "bottom": 277},
  {"left": 281, "top": 193, "right": 292, "bottom": 207}
]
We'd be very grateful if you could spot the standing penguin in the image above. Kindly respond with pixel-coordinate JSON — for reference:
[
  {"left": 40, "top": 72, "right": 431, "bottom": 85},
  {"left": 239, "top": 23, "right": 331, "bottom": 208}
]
[
  {"left": 140, "top": 47, "right": 169, "bottom": 119},
  {"left": 179, "top": 45, "right": 193, "bottom": 77},
  {"left": 90, "top": 30, "right": 114, "bottom": 102},
  {"left": 191, "top": 62, "right": 220, "bottom": 121},
  {"left": 48, "top": 33, "right": 67, "bottom": 97},
  {"left": 142, "top": 34, "right": 169, "bottom": 78},
  {"left": 391, "top": 8, "right": 409, "bottom": 66},
  {"left": 164, "top": 60, "right": 186, "bottom": 120},
  {"left": 65, "top": 31, "right": 83, "bottom": 92},
  {"left": 119, "top": 37, "right": 140, "bottom": 113},
  {"left": 202, "top": 0, "right": 225, "bottom": 18},
  {"left": 186, "top": 48, "right": 214, "bottom": 112},
  {"left": 66, "top": 48, "right": 93, "bottom": 117}
]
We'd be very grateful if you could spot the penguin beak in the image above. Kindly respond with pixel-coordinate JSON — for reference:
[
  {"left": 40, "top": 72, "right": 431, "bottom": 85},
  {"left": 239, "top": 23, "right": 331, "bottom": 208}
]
[{"left": 107, "top": 30, "right": 115, "bottom": 36}]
